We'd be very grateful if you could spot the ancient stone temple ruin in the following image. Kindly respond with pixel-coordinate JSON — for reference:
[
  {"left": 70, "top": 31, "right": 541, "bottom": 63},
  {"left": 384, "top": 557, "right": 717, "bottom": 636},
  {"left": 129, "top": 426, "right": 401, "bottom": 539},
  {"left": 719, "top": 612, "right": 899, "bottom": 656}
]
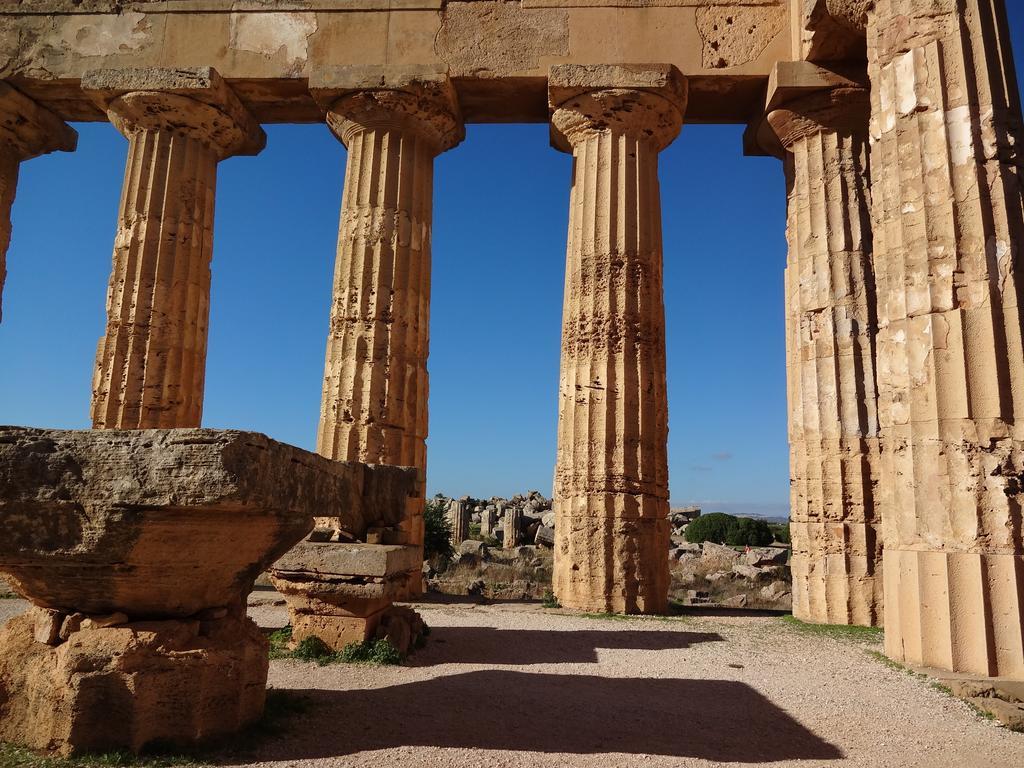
[{"left": 1, "top": 0, "right": 1024, "bottom": 751}]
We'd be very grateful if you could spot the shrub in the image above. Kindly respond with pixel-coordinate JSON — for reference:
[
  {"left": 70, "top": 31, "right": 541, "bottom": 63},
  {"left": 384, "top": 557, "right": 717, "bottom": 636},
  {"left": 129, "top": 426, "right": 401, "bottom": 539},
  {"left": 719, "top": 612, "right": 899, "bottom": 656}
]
[
  {"left": 684, "top": 512, "right": 737, "bottom": 544},
  {"left": 724, "top": 517, "right": 774, "bottom": 547},
  {"left": 424, "top": 498, "right": 455, "bottom": 562}
]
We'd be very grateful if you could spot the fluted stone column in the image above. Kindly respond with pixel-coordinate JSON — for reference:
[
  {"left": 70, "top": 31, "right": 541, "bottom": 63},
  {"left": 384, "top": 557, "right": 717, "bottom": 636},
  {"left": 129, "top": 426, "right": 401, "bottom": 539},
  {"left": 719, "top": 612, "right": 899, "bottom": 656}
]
[
  {"left": 314, "top": 75, "right": 463, "bottom": 552},
  {"left": 447, "top": 499, "right": 469, "bottom": 546},
  {"left": 767, "top": 86, "right": 884, "bottom": 627},
  {"left": 867, "top": 0, "right": 1024, "bottom": 678},
  {"left": 549, "top": 65, "right": 686, "bottom": 614},
  {"left": 83, "top": 69, "right": 265, "bottom": 430},
  {"left": 503, "top": 506, "right": 524, "bottom": 550},
  {"left": 0, "top": 83, "right": 77, "bottom": 323}
]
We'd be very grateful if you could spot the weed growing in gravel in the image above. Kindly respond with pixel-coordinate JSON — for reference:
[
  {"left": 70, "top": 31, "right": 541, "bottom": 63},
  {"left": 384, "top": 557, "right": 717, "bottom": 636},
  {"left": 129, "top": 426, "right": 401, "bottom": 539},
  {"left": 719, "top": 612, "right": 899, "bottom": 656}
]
[
  {"left": 0, "top": 743, "right": 198, "bottom": 768},
  {"left": 541, "top": 590, "right": 561, "bottom": 609},
  {"left": 267, "top": 626, "right": 402, "bottom": 666},
  {"left": 576, "top": 612, "right": 689, "bottom": 624},
  {"left": 337, "top": 638, "right": 403, "bottom": 665},
  {"left": 0, "top": 593, "right": 18, "bottom": 600},
  {"left": 780, "top": 615, "right": 884, "bottom": 643}
]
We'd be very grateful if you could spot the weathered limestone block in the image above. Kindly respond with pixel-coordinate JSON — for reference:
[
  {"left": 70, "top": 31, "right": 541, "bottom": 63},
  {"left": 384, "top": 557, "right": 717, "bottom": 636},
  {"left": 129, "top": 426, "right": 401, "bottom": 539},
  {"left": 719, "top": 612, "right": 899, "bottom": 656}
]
[
  {"left": 0, "top": 82, "right": 77, "bottom": 323},
  {"left": 0, "top": 427, "right": 331, "bottom": 754},
  {"left": 867, "top": 0, "right": 1024, "bottom": 678},
  {"left": 549, "top": 64, "right": 685, "bottom": 615},
  {"left": 766, "top": 82, "right": 883, "bottom": 627},
  {"left": 0, "top": 611, "right": 267, "bottom": 756},
  {"left": 503, "top": 505, "right": 525, "bottom": 550},
  {"left": 447, "top": 499, "right": 470, "bottom": 545},
  {"left": 270, "top": 541, "right": 422, "bottom": 651},
  {"left": 83, "top": 68, "right": 265, "bottom": 430}
]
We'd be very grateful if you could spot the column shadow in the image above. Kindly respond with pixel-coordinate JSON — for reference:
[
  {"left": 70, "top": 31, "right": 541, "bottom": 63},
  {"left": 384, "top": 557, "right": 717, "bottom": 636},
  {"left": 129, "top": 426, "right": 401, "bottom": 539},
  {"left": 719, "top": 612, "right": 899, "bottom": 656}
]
[
  {"left": 224, "top": 671, "right": 843, "bottom": 763},
  {"left": 411, "top": 626, "right": 725, "bottom": 665}
]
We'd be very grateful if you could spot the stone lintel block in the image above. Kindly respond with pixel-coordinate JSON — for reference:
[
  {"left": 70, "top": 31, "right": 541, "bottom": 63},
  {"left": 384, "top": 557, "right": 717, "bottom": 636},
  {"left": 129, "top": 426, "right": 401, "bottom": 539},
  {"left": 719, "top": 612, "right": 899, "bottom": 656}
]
[
  {"left": 0, "top": 82, "right": 77, "bottom": 160},
  {"left": 0, "top": 427, "right": 416, "bottom": 617},
  {"left": 81, "top": 67, "right": 265, "bottom": 156},
  {"left": 309, "top": 64, "right": 458, "bottom": 111},
  {"left": 273, "top": 541, "right": 422, "bottom": 579},
  {"left": 547, "top": 63, "right": 687, "bottom": 112}
]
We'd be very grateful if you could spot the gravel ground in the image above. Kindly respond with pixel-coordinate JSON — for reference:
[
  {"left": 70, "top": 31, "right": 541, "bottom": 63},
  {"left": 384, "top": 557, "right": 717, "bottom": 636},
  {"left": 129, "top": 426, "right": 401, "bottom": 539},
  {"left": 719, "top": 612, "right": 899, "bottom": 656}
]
[{"left": 2, "top": 596, "right": 1023, "bottom": 767}]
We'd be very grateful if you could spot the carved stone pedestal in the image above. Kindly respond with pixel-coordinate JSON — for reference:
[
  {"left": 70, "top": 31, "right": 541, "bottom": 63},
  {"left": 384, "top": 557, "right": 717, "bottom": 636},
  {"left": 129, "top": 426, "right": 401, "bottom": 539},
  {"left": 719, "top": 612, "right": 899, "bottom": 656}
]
[{"left": 270, "top": 541, "right": 422, "bottom": 652}]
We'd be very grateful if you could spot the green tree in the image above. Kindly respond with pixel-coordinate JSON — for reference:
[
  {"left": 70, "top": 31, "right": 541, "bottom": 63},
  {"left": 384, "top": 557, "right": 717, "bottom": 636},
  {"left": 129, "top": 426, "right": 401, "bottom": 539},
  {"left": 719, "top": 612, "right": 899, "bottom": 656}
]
[
  {"left": 725, "top": 517, "right": 774, "bottom": 547},
  {"left": 424, "top": 498, "right": 455, "bottom": 562},
  {"left": 684, "top": 512, "right": 737, "bottom": 544}
]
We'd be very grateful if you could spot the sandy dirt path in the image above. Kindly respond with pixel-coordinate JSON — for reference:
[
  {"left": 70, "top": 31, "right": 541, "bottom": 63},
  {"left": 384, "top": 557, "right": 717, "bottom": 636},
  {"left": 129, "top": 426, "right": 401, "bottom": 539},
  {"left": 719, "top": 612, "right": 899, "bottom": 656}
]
[{"left": 3, "top": 596, "right": 1023, "bottom": 767}]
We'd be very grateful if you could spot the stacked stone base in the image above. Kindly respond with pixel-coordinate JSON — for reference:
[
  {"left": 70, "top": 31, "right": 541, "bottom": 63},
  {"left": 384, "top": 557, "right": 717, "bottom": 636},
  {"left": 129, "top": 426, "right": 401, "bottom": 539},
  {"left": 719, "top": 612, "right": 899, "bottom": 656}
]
[
  {"left": 0, "top": 609, "right": 268, "bottom": 755},
  {"left": 270, "top": 541, "right": 422, "bottom": 653},
  {"left": 553, "top": 512, "right": 670, "bottom": 614},
  {"left": 884, "top": 550, "right": 1024, "bottom": 679}
]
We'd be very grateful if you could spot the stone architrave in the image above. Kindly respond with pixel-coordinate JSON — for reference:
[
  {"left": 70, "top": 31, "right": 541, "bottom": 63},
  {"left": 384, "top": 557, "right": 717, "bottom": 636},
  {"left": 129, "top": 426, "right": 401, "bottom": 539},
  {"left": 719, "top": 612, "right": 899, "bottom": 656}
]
[
  {"left": 312, "top": 67, "right": 464, "bottom": 554},
  {"left": 766, "top": 80, "right": 883, "bottom": 627},
  {"left": 548, "top": 65, "right": 685, "bottom": 614},
  {"left": 0, "top": 83, "right": 77, "bottom": 323},
  {"left": 866, "top": 0, "right": 1024, "bottom": 678},
  {"left": 503, "top": 506, "right": 524, "bottom": 550},
  {"left": 447, "top": 499, "right": 470, "bottom": 545},
  {"left": 82, "top": 68, "right": 265, "bottom": 430}
]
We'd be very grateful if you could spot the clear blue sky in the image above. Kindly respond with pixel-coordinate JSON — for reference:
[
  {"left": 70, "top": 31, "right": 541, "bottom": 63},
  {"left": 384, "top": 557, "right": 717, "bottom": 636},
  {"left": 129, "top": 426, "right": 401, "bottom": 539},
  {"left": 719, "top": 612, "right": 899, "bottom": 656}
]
[{"left": 3, "top": 11, "right": 1023, "bottom": 518}]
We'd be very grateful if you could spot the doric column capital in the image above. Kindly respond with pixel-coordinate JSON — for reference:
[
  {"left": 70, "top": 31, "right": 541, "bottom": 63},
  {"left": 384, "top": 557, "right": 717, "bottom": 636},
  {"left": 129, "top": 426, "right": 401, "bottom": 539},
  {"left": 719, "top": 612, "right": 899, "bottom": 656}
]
[
  {"left": 82, "top": 67, "right": 265, "bottom": 159},
  {"left": 310, "top": 66, "right": 464, "bottom": 155},
  {"left": 548, "top": 64, "right": 687, "bottom": 153},
  {"left": 0, "top": 82, "right": 77, "bottom": 161},
  {"left": 767, "top": 86, "right": 870, "bottom": 151}
]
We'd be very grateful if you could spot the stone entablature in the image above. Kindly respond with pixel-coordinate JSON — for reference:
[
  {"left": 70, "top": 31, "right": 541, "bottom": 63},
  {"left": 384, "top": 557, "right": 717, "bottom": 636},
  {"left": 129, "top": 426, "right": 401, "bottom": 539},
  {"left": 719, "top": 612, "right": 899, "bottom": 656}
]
[{"left": 0, "top": 0, "right": 790, "bottom": 123}]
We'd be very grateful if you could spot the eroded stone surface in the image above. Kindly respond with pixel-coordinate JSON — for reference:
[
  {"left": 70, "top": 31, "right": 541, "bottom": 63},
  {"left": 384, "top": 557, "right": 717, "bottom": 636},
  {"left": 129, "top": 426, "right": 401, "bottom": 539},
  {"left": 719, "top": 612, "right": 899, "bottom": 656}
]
[
  {"left": 84, "top": 69, "right": 264, "bottom": 430},
  {"left": 867, "top": 0, "right": 1024, "bottom": 678},
  {"left": 0, "top": 611, "right": 267, "bottom": 756},
  {"left": 549, "top": 65, "right": 685, "bottom": 614},
  {"left": 0, "top": 427, "right": 387, "bottom": 617},
  {"left": 767, "top": 84, "right": 883, "bottom": 627}
]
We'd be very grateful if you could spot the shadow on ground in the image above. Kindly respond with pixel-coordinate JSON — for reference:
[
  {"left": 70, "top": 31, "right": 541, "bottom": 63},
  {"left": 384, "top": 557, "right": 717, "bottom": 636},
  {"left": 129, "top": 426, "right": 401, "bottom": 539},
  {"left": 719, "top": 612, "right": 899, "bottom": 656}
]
[
  {"left": 412, "top": 626, "right": 726, "bottom": 664},
  {"left": 222, "top": 671, "right": 843, "bottom": 763}
]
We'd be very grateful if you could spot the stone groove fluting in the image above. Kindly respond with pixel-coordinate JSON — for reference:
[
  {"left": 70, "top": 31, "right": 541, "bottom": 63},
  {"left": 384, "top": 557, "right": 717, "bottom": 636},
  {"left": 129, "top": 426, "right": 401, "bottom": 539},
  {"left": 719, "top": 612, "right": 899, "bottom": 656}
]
[
  {"left": 867, "top": 0, "right": 1024, "bottom": 677},
  {"left": 550, "top": 75, "right": 686, "bottom": 614},
  {"left": 88, "top": 86, "right": 264, "bottom": 430},
  {"left": 0, "top": 84, "right": 77, "bottom": 323},
  {"left": 317, "top": 87, "right": 463, "bottom": 549},
  {"left": 767, "top": 87, "right": 884, "bottom": 627}
]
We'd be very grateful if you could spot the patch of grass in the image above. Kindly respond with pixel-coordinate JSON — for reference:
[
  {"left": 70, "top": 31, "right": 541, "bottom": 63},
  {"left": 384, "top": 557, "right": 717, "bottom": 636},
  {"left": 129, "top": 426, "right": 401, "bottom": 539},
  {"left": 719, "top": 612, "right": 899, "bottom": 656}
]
[
  {"left": 780, "top": 615, "right": 884, "bottom": 643},
  {"left": 541, "top": 590, "right": 561, "bottom": 609},
  {"left": 0, "top": 593, "right": 18, "bottom": 601},
  {"left": 576, "top": 611, "right": 689, "bottom": 624},
  {"left": 0, "top": 743, "right": 199, "bottom": 768},
  {"left": 337, "top": 638, "right": 402, "bottom": 666},
  {"left": 268, "top": 627, "right": 402, "bottom": 666}
]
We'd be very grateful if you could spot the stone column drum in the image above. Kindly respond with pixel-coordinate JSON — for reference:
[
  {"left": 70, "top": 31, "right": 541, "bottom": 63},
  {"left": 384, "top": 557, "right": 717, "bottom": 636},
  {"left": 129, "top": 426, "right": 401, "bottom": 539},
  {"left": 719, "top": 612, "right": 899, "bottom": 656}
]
[
  {"left": 549, "top": 65, "right": 686, "bottom": 614},
  {"left": 83, "top": 68, "right": 265, "bottom": 430},
  {"left": 767, "top": 86, "right": 884, "bottom": 627},
  {"left": 448, "top": 499, "right": 470, "bottom": 545},
  {"left": 867, "top": 0, "right": 1024, "bottom": 677},
  {"left": 503, "top": 505, "right": 525, "bottom": 550},
  {"left": 315, "top": 72, "right": 463, "bottom": 551},
  {"left": 0, "top": 83, "right": 77, "bottom": 322}
]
